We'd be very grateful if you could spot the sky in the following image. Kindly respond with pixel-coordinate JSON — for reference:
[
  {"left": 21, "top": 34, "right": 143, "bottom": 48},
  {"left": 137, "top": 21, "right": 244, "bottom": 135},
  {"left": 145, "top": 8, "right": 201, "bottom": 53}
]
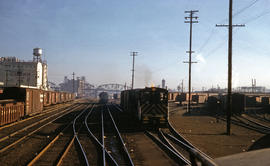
[{"left": 0, "top": 0, "right": 270, "bottom": 90}]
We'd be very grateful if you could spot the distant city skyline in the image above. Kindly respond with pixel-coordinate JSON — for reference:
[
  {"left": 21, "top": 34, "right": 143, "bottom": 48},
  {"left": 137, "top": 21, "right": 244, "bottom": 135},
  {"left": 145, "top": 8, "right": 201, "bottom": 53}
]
[{"left": 1, "top": 0, "right": 270, "bottom": 90}]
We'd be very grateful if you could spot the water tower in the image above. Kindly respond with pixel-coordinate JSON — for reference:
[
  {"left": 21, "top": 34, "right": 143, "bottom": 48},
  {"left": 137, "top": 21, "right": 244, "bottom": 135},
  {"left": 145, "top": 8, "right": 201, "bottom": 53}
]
[{"left": 33, "top": 48, "right": 42, "bottom": 62}]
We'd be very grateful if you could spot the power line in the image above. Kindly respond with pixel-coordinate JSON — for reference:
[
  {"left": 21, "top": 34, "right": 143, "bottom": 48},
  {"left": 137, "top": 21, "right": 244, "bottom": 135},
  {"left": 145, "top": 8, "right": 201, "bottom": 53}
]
[
  {"left": 244, "top": 9, "right": 270, "bottom": 24},
  {"left": 196, "top": 0, "right": 260, "bottom": 55},
  {"left": 233, "top": 0, "right": 260, "bottom": 17}
]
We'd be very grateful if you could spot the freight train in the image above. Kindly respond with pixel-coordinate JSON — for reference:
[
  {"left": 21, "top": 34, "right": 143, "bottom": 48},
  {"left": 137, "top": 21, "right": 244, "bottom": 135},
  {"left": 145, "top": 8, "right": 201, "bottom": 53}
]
[
  {"left": 120, "top": 87, "right": 168, "bottom": 127},
  {"left": 0, "top": 87, "right": 74, "bottom": 126},
  {"left": 99, "top": 92, "right": 109, "bottom": 103}
]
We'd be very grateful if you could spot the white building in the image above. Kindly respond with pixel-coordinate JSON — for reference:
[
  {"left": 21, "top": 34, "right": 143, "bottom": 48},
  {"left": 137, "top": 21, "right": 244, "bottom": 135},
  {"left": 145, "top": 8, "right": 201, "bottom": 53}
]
[{"left": 0, "top": 48, "right": 48, "bottom": 90}]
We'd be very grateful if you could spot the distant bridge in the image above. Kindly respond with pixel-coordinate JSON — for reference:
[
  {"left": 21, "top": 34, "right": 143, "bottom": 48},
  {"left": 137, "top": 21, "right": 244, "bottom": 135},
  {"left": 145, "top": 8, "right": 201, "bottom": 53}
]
[{"left": 84, "top": 83, "right": 131, "bottom": 98}]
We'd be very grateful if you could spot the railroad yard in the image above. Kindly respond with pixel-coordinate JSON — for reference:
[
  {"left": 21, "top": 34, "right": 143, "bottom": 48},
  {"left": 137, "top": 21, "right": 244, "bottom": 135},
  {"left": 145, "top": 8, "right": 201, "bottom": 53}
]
[
  {"left": 2, "top": 0, "right": 270, "bottom": 165},
  {"left": 0, "top": 95, "right": 269, "bottom": 166}
]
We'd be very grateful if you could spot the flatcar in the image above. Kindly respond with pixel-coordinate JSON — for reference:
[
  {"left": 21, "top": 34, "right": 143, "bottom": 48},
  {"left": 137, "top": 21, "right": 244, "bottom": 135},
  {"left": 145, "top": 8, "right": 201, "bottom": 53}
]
[
  {"left": 99, "top": 92, "right": 109, "bottom": 103},
  {"left": 121, "top": 87, "right": 168, "bottom": 127}
]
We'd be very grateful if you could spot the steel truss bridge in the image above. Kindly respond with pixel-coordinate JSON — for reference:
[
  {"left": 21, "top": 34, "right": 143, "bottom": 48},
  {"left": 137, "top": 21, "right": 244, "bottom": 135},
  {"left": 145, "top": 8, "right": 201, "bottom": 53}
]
[{"left": 84, "top": 83, "right": 131, "bottom": 98}]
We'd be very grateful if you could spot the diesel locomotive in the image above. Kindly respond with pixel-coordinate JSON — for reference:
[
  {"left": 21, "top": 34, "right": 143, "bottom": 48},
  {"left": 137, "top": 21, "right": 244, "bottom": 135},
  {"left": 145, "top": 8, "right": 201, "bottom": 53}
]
[
  {"left": 99, "top": 92, "right": 109, "bottom": 103},
  {"left": 120, "top": 87, "right": 168, "bottom": 127}
]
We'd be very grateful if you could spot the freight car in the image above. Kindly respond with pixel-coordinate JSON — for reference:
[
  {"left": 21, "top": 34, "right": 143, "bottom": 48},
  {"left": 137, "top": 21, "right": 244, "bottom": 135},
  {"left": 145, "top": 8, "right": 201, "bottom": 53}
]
[
  {"left": 120, "top": 87, "right": 168, "bottom": 127},
  {"left": 99, "top": 92, "right": 109, "bottom": 103},
  {"left": 207, "top": 93, "right": 245, "bottom": 115},
  {"left": 0, "top": 100, "right": 24, "bottom": 125},
  {"left": 0, "top": 87, "right": 75, "bottom": 126},
  {"left": 1, "top": 87, "right": 44, "bottom": 115}
]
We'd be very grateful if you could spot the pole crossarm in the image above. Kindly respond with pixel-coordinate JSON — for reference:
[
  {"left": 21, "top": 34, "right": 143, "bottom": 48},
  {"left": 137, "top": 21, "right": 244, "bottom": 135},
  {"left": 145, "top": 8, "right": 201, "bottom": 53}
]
[
  {"left": 183, "top": 61, "right": 197, "bottom": 64},
  {"left": 216, "top": 24, "right": 245, "bottom": 27}
]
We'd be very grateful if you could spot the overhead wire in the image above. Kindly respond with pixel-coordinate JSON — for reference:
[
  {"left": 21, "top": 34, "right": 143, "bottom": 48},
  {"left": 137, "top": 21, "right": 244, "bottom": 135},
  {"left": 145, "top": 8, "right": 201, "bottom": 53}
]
[
  {"left": 233, "top": 0, "right": 260, "bottom": 17},
  {"left": 196, "top": 0, "right": 262, "bottom": 58},
  {"left": 152, "top": 1, "right": 266, "bottom": 73}
]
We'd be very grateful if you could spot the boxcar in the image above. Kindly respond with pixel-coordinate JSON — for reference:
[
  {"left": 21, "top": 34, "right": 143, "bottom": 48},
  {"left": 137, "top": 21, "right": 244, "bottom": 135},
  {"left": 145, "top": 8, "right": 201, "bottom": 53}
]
[
  {"left": 121, "top": 87, "right": 168, "bottom": 127},
  {"left": 55, "top": 92, "right": 60, "bottom": 104},
  {"left": 43, "top": 91, "right": 52, "bottom": 107},
  {"left": 1, "top": 87, "right": 43, "bottom": 116}
]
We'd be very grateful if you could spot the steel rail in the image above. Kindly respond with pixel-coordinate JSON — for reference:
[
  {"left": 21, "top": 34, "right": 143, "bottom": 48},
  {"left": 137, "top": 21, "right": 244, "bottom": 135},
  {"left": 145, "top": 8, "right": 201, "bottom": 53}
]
[
  {"left": 84, "top": 104, "right": 118, "bottom": 166},
  {"left": 158, "top": 129, "right": 191, "bottom": 165},
  {"left": 164, "top": 133, "right": 218, "bottom": 166},
  {"left": 248, "top": 113, "right": 270, "bottom": 123},
  {"left": 233, "top": 116, "right": 270, "bottom": 133},
  {"left": 240, "top": 115, "right": 270, "bottom": 130},
  {"left": 106, "top": 105, "right": 134, "bottom": 166},
  {"left": 145, "top": 130, "right": 189, "bottom": 166},
  {"left": 111, "top": 103, "right": 123, "bottom": 112},
  {"left": 168, "top": 122, "right": 212, "bottom": 160},
  {"left": 101, "top": 108, "right": 106, "bottom": 166},
  {"left": 56, "top": 136, "right": 75, "bottom": 166},
  {"left": 0, "top": 102, "right": 73, "bottom": 131},
  {"left": 0, "top": 103, "right": 79, "bottom": 143},
  {"left": 0, "top": 104, "right": 83, "bottom": 154},
  {"left": 219, "top": 116, "right": 270, "bottom": 134},
  {"left": 73, "top": 104, "right": 92, "bottom": 166},
  {"left": 27, "top": 104, "right": 89, "bottom": 166}
]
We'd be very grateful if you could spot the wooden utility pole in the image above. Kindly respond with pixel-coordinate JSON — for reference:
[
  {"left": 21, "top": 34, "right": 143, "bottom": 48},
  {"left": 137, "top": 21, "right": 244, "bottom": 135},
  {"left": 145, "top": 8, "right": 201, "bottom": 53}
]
[
  {"left": 131, "top": 52, "right": 138, "bottom": 89},
  {"left": 72, "top": 72, "right": 75, "bottom": 93},
  {"left": 184, "top": 10, "right": 198, "bottom": 113},
  {"left": 216, "top": 0, "right": 244, "bottom": 135},
  {"left": 181, "top": 79, "right": 184, "bottom": 93},
  {"left": 5, "top": 70, "right": 9, "bottom": 87}
]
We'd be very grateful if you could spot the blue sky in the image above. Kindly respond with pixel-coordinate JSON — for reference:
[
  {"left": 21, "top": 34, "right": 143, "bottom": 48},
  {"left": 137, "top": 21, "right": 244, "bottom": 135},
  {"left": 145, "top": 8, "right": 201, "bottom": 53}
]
[{"left": 0, "top": 0, "right": 270, "bottom": 90}]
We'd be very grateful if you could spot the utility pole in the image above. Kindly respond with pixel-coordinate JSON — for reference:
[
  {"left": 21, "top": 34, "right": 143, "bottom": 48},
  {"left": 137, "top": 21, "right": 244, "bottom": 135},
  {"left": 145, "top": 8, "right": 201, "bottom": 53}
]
[
  {"left": 17, "top": 64, "right": 22, "bottom": 87},
  {"left": 216, "top": 0, "right": 245, "bottom": 135},
  {"left": 183, "top": 10, "right": 198, "bottom": 113},
  {"left": 72, "top": 72, "right": 75, "bottom": 93},
  {"left": 131, "top": 52, "right": 138, "bottom": 89},
  {"left": 5, "top": 70, "right": 9, "bottom": 87},
  {"left": 181, "top": 79, "right": 184, "bottom": 93}
]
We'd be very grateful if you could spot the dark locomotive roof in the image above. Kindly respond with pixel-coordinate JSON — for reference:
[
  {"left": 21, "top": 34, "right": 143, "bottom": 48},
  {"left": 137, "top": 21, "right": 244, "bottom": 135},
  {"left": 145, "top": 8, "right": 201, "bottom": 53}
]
[{"left": 122, "top": 87, "right": 168, "bottom": 93}]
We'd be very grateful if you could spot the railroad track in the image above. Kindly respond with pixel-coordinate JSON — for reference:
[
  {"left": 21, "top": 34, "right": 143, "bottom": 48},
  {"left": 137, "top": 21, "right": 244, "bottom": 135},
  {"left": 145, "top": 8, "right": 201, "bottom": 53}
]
[
  {"left": 242, "top": 114, "right": 270, "bottom": 128},
  {"left": 0, "top": 102, "right": 91, "bottom": 166},
  {"left": 247, "top": 112, "right": 270, "bottom": 123},
  {"left": 232, "top": 115, "right": 270, "bottom": 134},
  {"left": 84, "top": 104, "right": 134, "bottom": 166},
  {"left": 0, "top": 101, "right": 74, "bottom": 133},
  {"left": 0, "top": 103, "right": 82, "bottom": 154},
  {"left": 145, "top": 122, "right": 217, "bottom": 166},
  {"left": 26, "top": 103, "right": 93, "bottom": 166},
  {"left": 110, "top": 103, "right": 216, "bottom": 166}
]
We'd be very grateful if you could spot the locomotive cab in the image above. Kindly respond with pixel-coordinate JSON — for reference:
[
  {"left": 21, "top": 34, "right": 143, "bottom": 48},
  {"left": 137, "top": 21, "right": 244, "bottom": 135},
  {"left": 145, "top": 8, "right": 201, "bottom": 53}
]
[{"left": 139, "top": 87, "right": 168, "bottom": 127}]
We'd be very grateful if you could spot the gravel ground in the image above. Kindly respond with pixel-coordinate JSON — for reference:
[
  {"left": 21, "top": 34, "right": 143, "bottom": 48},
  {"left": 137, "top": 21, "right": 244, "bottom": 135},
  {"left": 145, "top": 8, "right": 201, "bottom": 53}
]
[{"left": 169, "top": 102, "right": 270, "bottom": 158}]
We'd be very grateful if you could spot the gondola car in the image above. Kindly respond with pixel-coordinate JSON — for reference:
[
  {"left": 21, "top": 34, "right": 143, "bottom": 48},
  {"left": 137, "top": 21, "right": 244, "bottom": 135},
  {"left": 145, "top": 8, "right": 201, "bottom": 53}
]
[{"left": 121, "top": 87, "right": 168, "bottom": 127}]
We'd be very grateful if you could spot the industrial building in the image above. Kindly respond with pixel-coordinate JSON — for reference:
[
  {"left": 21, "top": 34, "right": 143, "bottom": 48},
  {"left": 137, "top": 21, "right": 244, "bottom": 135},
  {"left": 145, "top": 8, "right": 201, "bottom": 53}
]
[
  {"left": 59, "top": 76, "right": 95, "bottom": 97},
  {"left": 0, "top": 48, "right": 48, "bottom": 90}
]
